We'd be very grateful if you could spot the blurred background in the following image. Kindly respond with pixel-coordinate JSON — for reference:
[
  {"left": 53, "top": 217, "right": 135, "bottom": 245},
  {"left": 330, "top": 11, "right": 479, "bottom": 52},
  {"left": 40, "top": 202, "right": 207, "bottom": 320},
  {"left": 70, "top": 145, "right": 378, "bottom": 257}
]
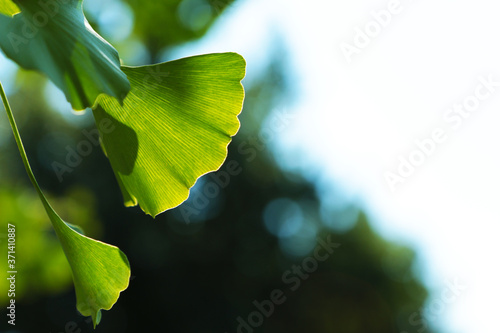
[{"left": 3, "top": 0, "right": 498, "bottom": 332}]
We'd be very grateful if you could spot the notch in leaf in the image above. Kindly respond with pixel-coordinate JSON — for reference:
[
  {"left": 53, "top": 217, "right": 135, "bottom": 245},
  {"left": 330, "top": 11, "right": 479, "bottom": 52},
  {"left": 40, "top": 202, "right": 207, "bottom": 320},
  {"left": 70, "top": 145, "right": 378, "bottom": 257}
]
[
  {"left": 94, "top": 52, "right": 246, "bottom": 217},
  {"left": 0, "top": 0, "right": 130, "bottom": 110}
]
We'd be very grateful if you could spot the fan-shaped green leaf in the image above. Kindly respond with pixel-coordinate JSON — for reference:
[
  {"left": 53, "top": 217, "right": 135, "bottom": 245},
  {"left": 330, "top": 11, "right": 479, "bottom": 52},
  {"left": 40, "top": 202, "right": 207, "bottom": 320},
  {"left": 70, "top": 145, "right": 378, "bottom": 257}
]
[
  {"left": 45, "top": 204, "right": 130, "bottom": 327},
  {"left": 0, "top": 81, "right": 130, "bottom": 328},
  {"left": 94, "top": 52, "right": 246, "bottom": 217},
  {"left": 0, "top": 0, "right": 130, "bottom": 110}
]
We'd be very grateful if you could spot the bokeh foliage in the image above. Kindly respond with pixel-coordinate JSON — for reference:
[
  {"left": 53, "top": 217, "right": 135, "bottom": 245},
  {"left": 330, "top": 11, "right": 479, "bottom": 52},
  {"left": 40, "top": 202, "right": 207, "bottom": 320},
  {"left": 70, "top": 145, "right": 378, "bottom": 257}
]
[{"left": 124, "top": 0, "right": 236, "bottom": 58}]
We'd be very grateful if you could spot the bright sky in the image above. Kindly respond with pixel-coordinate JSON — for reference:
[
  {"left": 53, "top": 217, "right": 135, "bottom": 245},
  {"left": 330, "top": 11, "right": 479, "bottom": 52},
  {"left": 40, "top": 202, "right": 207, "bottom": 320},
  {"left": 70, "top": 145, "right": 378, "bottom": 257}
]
[
  {"left": 1, "top": 0, "right": 498, "bottom": 332},
  {"left": 170, "top": 1, "right": 500, "bottom": 332}
]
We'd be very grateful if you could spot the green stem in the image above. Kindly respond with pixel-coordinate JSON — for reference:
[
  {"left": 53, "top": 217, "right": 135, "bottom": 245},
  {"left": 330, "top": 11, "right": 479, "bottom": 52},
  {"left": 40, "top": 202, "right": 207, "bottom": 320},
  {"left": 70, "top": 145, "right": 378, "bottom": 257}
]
[
  {"left": 0, "top": 81, "right": 57, "bottom": 221},
  {"left": 0, "top": 82, "right": 36, "bottom": 185},
  {"left": 1, "top": 81, "right": 130, "bottom": 327}
]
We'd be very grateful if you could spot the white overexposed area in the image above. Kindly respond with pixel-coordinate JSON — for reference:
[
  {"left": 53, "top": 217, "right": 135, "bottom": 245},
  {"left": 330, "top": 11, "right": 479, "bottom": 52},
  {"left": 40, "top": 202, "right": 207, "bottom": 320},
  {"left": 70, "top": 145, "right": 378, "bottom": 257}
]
[{"left": 169, "top": 1, "right": 500, "bottom": 332}]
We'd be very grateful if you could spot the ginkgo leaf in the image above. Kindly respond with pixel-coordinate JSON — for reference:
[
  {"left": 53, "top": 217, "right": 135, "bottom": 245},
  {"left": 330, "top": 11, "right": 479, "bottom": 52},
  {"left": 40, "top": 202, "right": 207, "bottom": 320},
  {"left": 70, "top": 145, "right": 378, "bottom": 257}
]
[
  {"left": 94, "top": 52, "right": 246, "bottom": 217},
  {"left": 0, "top": 0, "right": 130, "bottom": 110},
  {"left": 0, "top": 0, "right": 19, "bottom": 16},
  {"left": 45, "top": 203, "right": 130, "bottom": 327},
  {"left": 0, "top": 81, "right": 130, "bottom": 328}
]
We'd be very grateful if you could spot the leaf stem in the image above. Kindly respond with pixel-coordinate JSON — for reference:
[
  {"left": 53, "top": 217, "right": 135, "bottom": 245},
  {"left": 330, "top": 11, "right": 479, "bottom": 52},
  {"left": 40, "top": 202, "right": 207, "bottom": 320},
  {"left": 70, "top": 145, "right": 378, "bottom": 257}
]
[
  {"left": 1, "top": 81, "right": 130, "bottom": 327},
  {"left": 0, "top": 81, "right": 53, "bottom": 214}
]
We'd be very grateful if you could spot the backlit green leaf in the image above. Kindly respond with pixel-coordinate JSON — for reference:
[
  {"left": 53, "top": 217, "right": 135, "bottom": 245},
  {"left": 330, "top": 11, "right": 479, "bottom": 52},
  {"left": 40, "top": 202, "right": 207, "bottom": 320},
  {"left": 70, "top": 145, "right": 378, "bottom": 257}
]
[
  {"left": 94, "top": 53, "right": 246, "bottom": 217},
  {"left": 0, "top": 0, "right": 19, "bottom": 16},
  {"left": 45, "top": 203, "right": 130, "bottom": 327},
  {"left": 0, "top": 0, "right": 130, "bottom": 110},
  {"left": 0, "top": 81, "right": 130, "bottom": 328}
]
